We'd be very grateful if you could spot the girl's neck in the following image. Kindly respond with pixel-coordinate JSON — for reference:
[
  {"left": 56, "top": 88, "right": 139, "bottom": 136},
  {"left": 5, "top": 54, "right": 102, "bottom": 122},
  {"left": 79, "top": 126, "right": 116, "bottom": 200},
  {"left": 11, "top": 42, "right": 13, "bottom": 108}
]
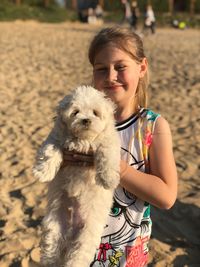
[{"left": 115, "top": 105, "right": 138, "bottom": 123}]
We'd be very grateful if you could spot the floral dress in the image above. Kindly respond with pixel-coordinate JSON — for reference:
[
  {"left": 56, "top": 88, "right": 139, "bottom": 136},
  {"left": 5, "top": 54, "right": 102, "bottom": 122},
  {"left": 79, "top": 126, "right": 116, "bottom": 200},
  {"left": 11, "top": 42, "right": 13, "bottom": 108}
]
[{"left": 90, "top": 108, "right": 160, "bottom": 267}]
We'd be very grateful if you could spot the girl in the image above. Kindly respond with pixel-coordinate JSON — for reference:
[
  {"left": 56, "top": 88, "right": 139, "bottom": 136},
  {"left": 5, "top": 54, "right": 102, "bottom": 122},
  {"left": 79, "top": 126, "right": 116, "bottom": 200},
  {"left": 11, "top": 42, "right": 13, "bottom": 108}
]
[{"left": 63, "top": 26, "right": 178, "bottom": 267}]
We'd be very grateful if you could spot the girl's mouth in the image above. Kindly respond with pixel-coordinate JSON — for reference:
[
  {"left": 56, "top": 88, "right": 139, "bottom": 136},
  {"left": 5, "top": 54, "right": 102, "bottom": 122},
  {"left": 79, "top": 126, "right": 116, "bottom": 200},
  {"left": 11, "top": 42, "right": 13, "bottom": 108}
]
[{"left": 105, "top": 85, "right": 122, "bottom": 91}]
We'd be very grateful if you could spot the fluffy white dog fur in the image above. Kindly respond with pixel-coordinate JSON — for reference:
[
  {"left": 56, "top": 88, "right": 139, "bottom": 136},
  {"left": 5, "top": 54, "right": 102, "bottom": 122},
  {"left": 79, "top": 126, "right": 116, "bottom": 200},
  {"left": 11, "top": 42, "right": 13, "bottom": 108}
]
[{"left": 33, "top": 85, "right": 120, "bottom": 267}]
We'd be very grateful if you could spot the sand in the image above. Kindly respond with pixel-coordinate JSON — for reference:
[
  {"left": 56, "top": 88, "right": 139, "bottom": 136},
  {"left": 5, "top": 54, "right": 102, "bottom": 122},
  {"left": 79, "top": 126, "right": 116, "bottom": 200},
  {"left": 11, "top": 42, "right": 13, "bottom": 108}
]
[{"left": 0, "top": 21, "right": 199, "bottom": 267}]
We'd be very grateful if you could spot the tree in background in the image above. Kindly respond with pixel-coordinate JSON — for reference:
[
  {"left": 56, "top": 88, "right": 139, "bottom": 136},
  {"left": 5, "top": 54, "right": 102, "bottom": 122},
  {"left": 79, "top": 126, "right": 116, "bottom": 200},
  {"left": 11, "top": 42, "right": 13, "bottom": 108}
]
[
  {"left": 13, "top": 0, "right": 50, "bottom": 7},
  {"left": 168, "top": 0, "right": 173, "bottom": 14},
  {"left": 190, "top": 0, "right": 196, "bottom": 16},
  {"left": 14, "top": 0, "right": 21, "bottom": 5},
  {"left": 99, "top": 0, "right": 104, "bottom": 8},
  {"left": 43, "top": 0, "right": 50, "bottom": 7},
  {"left": 11, "top": 0, "right": 199, "bottom": 15},
  {"left": 168, "top": 0, "right": 196, "bottom": 17}
]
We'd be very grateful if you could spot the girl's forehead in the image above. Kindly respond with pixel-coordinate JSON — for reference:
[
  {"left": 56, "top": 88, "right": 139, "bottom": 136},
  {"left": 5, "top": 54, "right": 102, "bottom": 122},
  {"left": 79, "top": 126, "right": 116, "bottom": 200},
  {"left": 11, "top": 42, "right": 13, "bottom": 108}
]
[
  {"left": 94, "top": 44, "right": 135, "bottom": 64},
  {"left": 97, "top": 43, "right": 127, "bottom": 54}
]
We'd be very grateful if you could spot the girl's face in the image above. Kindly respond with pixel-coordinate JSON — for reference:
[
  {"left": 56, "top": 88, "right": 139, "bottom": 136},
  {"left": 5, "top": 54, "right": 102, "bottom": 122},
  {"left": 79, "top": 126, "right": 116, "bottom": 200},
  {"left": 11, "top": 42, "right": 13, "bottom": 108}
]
[{"left": 93, "top": 44, "right": 147, "bottom": 112}]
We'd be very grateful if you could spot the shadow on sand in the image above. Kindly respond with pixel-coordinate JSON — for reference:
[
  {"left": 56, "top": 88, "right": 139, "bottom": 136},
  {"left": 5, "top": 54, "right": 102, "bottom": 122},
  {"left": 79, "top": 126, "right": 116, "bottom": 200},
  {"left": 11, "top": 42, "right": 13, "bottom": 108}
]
[{"left": 149, "top": 199, "right": 200, "bottom": 266}]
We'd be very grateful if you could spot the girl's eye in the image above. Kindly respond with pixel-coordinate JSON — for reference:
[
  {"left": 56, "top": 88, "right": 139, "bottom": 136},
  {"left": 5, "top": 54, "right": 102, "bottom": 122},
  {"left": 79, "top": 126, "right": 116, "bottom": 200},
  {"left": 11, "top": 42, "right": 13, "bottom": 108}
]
[
  {"left": 110, "top": 206, "right": 122, "bottom": 217},
  {"left": 116, "top": 65, "right": 126, "bottom": 71},
  {"left": 94, "top": 67, "right": 107, "bottom": 73}
]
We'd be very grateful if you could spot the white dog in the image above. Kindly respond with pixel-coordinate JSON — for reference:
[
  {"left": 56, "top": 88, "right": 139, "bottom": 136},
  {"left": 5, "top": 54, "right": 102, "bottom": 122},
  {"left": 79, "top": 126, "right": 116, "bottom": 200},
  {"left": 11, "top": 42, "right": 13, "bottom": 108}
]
[{"left": 33, "top": 85, "right": 120, "bottom": 267}]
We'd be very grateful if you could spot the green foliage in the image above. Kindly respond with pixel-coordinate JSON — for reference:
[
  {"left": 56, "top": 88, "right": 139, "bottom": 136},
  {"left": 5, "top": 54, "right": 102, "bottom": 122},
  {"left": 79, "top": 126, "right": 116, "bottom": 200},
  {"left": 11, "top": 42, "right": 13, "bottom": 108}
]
[
  {"left": 148, "top": 0, "right": 169, "bottom": 12},
  {"left": 0, "top": 0, "right": 199, "bottom": 26},
  {"left": 195, "top": 1, "right": 200, "bottom": 12},
  {"left": 104, "top": 0, "right": 122, "bottom": 11},
  {"left": 104, "top": 10, "right": 123, "bottom": 22},
  {"left": 0, "top": 0, "right": 77, "bottom": 22}
]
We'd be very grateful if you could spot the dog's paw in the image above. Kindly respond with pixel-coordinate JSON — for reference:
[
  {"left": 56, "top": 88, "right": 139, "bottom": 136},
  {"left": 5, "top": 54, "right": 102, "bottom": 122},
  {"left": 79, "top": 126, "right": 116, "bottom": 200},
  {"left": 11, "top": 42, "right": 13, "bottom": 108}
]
[
  {"left": 64, "top": 140, "right": 93, "bottom": 154},
  {"left": 32, "top": 163, "right": 52, "bottom": 182},
  {"left": 96, "top": 171, "right": 120, "bottom": 190},
  {"left": 33, "top": 144, "right": 63, "bottom": 182},
  {"left": 95, "top": 147, "right": 120, "bottom": 189}
]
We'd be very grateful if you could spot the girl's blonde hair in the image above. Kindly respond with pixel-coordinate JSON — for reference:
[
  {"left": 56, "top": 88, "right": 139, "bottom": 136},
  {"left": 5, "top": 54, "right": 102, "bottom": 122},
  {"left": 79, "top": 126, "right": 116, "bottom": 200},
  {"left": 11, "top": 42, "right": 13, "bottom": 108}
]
[{"left": 88, "top": 26, "right": 149, "bottom": 108}]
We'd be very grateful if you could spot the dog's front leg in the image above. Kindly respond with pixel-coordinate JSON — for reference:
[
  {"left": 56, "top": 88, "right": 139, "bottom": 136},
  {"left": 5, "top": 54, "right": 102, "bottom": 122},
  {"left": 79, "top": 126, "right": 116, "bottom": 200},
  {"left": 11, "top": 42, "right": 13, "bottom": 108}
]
[
  {"left": 33, "top": 144, "right": 63, "bottom": 182},
  {"left": 95, "top": 144, "right": 120, "bottom": 189}
]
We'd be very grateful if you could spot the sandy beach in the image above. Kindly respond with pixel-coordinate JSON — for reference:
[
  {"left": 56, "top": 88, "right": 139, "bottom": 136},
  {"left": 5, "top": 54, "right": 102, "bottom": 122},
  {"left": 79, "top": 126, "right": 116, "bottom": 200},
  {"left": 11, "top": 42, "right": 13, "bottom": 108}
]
[{"left": 0, "top": 21, "right": 199, "bottom": 267}]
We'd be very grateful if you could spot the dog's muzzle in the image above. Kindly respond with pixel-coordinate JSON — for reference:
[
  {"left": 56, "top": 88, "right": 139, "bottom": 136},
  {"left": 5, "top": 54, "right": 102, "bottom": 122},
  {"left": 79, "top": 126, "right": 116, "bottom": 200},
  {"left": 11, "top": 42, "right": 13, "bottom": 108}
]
[{"left": 82, "top": 119, "right": 91, "bottom": 127}]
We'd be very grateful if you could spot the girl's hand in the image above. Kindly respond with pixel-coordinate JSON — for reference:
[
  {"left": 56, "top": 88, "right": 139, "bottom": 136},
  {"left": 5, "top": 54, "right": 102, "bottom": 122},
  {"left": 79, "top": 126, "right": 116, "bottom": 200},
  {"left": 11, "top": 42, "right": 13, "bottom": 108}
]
[
  {"left": 62, "top": 148, "right": 94, "bottom": 167},
  {"left": 120, "top": 160, "right": 129, "bottom": 178}
]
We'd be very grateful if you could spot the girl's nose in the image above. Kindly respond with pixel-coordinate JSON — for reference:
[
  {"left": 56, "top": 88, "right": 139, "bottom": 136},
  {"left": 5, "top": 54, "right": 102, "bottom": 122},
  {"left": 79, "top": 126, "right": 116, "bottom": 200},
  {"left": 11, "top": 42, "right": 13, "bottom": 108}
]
[{"left": 107, "top": 67, "right": 117, "bottom": 82}]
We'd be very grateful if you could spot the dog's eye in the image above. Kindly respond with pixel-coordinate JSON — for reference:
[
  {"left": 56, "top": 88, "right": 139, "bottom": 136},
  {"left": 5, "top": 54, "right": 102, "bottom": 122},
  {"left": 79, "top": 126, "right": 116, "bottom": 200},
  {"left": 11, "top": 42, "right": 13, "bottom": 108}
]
[
  {"left": 93, "top": 110, "right": 100, "bottom": 117},
  {"left": 71, "top": 109, "right": 79, "bottom": 117}
]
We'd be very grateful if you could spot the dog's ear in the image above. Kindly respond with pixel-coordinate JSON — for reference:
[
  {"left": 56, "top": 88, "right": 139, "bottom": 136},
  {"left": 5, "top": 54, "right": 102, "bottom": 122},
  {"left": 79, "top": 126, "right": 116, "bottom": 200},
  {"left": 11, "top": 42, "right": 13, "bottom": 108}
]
[
  {"left": 90, "top": 87, "right": 116, "bottom": 117},
  {"left": 104, "top": 97, "right": 117, "bottom": 116},
  {"left": 56, "top": 93, "right": 73, "bottom": 116}
]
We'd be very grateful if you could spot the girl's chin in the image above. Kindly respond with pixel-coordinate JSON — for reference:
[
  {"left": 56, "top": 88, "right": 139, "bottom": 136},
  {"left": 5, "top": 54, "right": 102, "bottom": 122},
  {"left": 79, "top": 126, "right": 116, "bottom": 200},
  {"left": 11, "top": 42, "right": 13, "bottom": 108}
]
[
  {"left": 109, "top": 98, "right": 122, "bottom": 108},
  {"left": 105, "top": 92, "right": 122, "bottom": 102}
]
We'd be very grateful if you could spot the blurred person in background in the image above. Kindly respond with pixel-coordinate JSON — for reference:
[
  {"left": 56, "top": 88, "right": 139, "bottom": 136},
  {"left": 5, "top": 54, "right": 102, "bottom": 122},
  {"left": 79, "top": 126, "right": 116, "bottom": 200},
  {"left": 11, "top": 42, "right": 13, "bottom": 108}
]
[
  {"left": 95, "top": 3, "right": 103, "bottom": 19},
  {"left": 130, "top": 1, "right": 140, "bottom": 31},
  {"left": 121, "top": 0, "right": 132, "bottom": 25},
  {"left": 144, "top": 4, "right": 156, "bottom": 34}
]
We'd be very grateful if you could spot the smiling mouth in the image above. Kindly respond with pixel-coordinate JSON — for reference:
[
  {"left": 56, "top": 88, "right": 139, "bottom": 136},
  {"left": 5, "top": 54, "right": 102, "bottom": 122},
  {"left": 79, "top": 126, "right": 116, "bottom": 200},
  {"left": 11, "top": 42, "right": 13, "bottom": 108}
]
[{"left": 105, "top": 85, "right": 122, "bottom": 90}]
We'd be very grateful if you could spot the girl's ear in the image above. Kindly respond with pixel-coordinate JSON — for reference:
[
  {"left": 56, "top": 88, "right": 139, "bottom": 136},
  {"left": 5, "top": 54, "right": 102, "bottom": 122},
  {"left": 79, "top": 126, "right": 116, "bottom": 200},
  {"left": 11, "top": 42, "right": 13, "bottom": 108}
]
[{"left": 139, "top": 58, "right": 148, "bottom": 78}]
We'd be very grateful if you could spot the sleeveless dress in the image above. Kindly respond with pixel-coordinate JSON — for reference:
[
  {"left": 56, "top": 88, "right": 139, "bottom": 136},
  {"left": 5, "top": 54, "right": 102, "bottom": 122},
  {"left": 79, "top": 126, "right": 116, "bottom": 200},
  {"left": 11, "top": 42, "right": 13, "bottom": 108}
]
[{"left": 90, "top": 108, "right": 160, "bottom": 267}]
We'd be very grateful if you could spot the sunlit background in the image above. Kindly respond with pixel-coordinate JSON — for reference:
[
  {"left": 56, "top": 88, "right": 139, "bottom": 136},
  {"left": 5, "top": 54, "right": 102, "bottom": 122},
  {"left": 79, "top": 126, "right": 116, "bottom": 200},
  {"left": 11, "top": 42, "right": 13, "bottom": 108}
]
[{"left": 0, "top": 1, "right": 200, "bottom": 267}]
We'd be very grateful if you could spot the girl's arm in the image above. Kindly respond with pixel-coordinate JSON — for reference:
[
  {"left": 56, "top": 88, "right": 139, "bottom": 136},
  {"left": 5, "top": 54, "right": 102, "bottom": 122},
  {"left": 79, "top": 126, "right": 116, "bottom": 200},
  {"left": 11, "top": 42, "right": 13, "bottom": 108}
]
[{"left": 120, "top": 116, "right": 178, "bottom": 209}]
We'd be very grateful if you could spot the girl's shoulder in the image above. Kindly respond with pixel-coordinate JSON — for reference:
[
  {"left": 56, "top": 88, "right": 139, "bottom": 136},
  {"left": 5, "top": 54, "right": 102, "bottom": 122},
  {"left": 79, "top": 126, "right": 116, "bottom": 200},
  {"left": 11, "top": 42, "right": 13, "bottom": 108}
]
[
  {"left": 141, "top": 108, "right": 160, "bottom": 122},
  {"left": 140, "top": 108, "right": 161, "bottom": 123},
  {"left": 140, "top": 108, "right": 160, "bottom": 131},
  {"left": 141, "top": 108, "right": 171, "bottom": 135}
]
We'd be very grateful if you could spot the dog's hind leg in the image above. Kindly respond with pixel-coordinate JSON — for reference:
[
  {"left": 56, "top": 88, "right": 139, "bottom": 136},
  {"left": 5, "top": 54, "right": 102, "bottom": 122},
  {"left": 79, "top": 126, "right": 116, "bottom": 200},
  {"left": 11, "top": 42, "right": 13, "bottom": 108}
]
[
  {"left": 63, "top": 189, "right": 111, "bottom": 267},
  {"left": 63, "top": 221, "right": 102, "bottom": 267},
  {"left": 40, "top": 212, "right": 66, "bottom": 267}
]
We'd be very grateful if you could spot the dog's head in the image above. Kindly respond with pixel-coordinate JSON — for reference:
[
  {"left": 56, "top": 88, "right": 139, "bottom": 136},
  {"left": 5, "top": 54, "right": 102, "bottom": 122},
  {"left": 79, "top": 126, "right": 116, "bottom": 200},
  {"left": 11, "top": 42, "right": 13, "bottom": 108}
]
[{"left": 57, "top": 85, "right": 116, "bottom": 140}]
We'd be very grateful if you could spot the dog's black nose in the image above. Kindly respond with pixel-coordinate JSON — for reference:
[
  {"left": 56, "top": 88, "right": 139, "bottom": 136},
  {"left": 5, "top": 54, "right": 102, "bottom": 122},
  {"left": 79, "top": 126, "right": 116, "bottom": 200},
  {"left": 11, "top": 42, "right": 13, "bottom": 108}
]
[{"left": 82, "top": 119, "right": 91, "bottom": 126}]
